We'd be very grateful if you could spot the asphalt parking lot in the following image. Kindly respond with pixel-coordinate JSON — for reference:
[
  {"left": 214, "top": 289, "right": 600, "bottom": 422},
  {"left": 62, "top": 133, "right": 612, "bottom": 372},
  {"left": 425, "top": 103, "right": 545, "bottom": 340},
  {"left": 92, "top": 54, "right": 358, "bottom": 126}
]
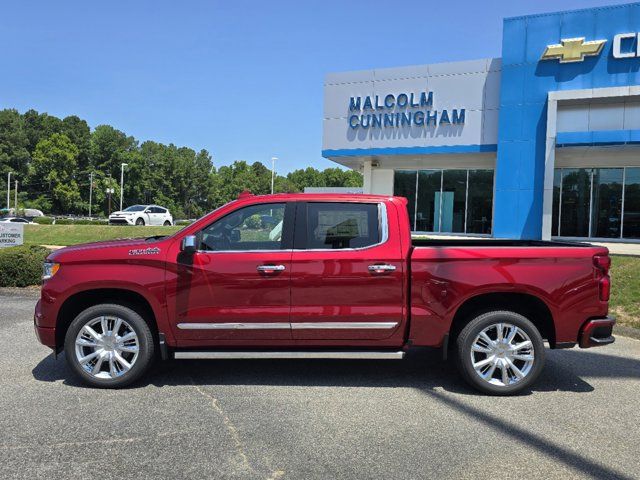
[{"left": 1, "top": 289, "right": 639, "bottom": 479}]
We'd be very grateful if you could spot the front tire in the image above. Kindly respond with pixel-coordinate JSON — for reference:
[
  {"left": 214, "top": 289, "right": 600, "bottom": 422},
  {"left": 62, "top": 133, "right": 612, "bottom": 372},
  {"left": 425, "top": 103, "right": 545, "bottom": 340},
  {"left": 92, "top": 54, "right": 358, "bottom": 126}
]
[
  {"left": 64, "top": 304, "right": 155, "bottom": 388},
  {"left": 455, "top": 311, "right": 545, "bottom": 395},
  {"left": 135, "top": 217, "right": 145, "bottom": 226}
]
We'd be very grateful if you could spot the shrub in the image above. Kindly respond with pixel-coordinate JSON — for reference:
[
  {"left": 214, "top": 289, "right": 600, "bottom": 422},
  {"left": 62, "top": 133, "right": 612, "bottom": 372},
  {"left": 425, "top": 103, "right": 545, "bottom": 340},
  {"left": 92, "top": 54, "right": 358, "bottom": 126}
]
[
  {"left": 33, "top": 216, "right": 54, "bottom": 225},
  {"left": 52, "top": 218, "right": 109, "bottom": 225},
  {"left": 175, "top": 219, "right": 194, "bottom": 226},
  {"left": 0, "top": 245, "right": 51, "bottom": 287}
]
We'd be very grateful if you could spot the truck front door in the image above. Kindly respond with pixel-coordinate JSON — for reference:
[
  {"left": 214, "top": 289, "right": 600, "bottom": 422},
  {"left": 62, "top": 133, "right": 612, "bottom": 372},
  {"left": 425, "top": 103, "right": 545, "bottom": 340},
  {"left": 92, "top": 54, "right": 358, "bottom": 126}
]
[
  {"left": 289, "top": 201, "right": 406, "bottom": 344},
  {"left": 169, "top": 202, "right": 294, "bottom": 343}
]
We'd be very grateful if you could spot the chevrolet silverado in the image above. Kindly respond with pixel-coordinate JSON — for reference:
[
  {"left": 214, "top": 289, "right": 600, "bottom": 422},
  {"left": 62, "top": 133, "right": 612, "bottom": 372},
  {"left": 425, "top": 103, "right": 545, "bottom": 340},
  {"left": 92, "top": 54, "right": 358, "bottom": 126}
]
[{"left": 34, "top": 193, "right": 615, "bottom": 394}]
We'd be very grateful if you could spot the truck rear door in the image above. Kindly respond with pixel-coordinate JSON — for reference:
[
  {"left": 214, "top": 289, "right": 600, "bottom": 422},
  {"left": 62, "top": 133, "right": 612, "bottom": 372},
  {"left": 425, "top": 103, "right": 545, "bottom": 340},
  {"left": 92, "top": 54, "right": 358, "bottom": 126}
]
[{"left": 289, "top": 201, "right": 406, "bottom": 343}]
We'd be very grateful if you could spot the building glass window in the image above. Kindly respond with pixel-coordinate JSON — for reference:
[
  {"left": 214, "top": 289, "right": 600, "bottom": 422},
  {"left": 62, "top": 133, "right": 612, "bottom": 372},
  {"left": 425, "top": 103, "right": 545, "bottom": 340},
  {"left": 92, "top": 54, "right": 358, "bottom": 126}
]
[
  {"left": 441, "top": 170, "right": 467, "bottom": 233},
  {"left": 623, "top": 167, "right": 640, "bottom": 239},
  {"left": 591, "top": 168, "right": 623, "bottom": 238},
  {"left": 393, "top": 168, "right": 494, "bottom": 234},
  {"left": 553, "top": 166, "right": 638, "bottom": 240},
  {"left": 559, "top": 168, "right": 591, "bottom": 237},
  {"left": 393, "top": 170, "right": 417, "bottom": 230},
  {"left": 466, "top": 170, "right": 494, "bottom": 235},
  {"left": 416, "top": 170, "right": 442, "bottom": 232},
  {"left": 552, "top": 169, "right": 562, "bottom": 237}
]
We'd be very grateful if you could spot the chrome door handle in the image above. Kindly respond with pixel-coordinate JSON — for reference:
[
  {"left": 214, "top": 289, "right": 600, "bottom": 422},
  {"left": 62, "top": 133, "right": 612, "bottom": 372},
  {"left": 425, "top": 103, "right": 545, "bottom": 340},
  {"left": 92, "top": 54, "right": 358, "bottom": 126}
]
[
  {"left": 368, "top": 264, "right": 396, "bottom": 274},
  {"left": 257, "top": 264, "right": 286, "bottom": 273}
]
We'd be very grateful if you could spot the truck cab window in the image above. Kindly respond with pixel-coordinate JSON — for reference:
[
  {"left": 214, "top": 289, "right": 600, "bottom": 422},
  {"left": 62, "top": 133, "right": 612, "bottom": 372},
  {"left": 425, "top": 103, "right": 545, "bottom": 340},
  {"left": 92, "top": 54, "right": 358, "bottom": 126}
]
[
  {"left": 199, "top": 203, "right": 286, "bottom": 251},
  {"left": 305, "top": 203, "right": 380, "bottom": 249}
]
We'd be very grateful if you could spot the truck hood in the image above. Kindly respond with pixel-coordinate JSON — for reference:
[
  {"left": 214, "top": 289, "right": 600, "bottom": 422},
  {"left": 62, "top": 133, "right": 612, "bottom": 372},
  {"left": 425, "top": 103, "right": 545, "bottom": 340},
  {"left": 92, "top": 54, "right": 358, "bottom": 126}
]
[{"left": 47, "top": 237, "right": 168, "bottom": 263}]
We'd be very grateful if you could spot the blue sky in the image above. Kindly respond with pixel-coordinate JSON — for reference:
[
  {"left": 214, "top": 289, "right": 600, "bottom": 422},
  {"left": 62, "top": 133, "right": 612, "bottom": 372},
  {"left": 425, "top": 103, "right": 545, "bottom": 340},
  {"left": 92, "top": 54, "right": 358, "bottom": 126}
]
[{"left": 0, "top": 0, "right": 632, "bottom": 173}]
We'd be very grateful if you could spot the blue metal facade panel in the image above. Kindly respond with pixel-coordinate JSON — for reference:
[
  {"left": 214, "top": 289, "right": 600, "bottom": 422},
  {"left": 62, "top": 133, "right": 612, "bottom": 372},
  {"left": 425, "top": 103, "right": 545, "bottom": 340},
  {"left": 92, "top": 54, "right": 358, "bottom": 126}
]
[
  {"left": 322, "top": 145, "right": 498, "bottom": 158},
  {"left": 494, "top": 2, "right": 640, "bottom": 239},
  {"left": 556, "top": 129, "right": 640, "bottom": 146}
]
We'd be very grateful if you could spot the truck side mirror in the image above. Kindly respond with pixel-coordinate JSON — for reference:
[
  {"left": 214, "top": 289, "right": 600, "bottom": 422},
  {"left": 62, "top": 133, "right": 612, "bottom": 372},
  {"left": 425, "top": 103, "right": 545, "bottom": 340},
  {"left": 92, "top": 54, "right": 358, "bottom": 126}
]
[{"left": 181, "top": 235, "right": 197, "bottom": 254}]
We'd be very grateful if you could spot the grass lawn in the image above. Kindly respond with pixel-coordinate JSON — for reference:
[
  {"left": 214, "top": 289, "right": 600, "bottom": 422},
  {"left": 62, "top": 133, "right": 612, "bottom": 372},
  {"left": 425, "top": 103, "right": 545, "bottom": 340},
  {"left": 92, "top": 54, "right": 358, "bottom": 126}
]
[
  {"left": 609, "top": 255, "right": 640, "bottom": 330},
  {"left": 23, "top": 224, "right": 183, "bottom": 246}
]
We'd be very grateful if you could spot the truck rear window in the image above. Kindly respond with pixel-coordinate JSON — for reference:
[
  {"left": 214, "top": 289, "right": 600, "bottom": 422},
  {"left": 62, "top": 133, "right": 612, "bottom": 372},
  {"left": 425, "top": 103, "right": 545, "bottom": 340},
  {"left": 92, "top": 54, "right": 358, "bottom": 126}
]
[{"left": 305, "top": 203, "right": 380, "bottom": 249}]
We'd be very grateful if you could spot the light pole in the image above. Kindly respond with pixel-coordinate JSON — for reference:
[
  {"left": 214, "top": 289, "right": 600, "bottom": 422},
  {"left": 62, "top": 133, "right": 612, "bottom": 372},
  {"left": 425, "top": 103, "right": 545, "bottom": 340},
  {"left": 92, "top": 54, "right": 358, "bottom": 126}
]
[
  {"left": 14, "top": 180, "right": 18, "bottom": 213},
  {"left": 120, "top": 163, "right": 128, "bottom": 211},
  {"left": 88, "top": 172, "right": 94, "bottom": 218},
  {"left": 6, "top": 172, "right": 11, "bottom": 211},
  {"left": 106, "top": 187, "right": 114, "bottom": 215},
  {"left": 271, "top": 156, "right": 277, "bottom": 194}
]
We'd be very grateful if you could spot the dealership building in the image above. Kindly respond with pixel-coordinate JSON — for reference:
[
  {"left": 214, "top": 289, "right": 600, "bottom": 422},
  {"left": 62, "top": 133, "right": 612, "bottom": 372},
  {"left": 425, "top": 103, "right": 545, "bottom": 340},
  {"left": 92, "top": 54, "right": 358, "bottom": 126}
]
[{"left": 322, "top": 2, "right": 640, "bottom": 241}]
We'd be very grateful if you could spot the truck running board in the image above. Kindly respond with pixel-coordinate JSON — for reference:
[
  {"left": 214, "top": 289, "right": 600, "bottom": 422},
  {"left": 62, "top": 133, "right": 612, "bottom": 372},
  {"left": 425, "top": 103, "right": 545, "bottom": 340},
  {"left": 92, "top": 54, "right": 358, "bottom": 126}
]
[{"left": 173, "top": 351, "right": 405, "bottom": 360}]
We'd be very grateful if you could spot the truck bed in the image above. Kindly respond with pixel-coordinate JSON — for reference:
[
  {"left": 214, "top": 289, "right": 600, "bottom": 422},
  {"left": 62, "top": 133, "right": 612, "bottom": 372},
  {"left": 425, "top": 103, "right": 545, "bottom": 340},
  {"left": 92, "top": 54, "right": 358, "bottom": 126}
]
[{"left": 407, "top": 238, "right": 609, "bottom": 348}]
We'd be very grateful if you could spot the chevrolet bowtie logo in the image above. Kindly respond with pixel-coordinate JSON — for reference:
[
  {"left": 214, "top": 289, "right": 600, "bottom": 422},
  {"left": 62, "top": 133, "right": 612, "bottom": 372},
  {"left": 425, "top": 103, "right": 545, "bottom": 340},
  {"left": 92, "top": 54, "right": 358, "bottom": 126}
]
[{"left": 541, "top": 37, "right": 607, "bottom": 63}]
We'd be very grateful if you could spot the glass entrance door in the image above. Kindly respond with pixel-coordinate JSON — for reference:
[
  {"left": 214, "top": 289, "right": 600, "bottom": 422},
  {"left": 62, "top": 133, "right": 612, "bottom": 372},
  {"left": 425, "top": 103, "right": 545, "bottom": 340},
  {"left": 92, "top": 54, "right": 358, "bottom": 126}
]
[{"left": 553, "top": 167, "right": 638, "bottom": 240}]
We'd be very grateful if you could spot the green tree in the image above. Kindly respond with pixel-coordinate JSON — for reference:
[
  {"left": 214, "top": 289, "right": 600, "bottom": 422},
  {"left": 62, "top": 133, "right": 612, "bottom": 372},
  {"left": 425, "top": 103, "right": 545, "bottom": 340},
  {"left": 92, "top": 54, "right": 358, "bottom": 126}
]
[
  {"left": 208, "top": 161, "right": 261, "bottom": 207},
  {"left": 29, "top": 133, "right": 80, "bottom": 213},
  {"left": 321, "top": 167, "right": 363, "bottom": 187},
  {"left": 0, "top": 108, "right": 366, "bottom": 217},
  {"left": 23, "top": 109, "right": 63, "bottom": 154},
  {"left": 287, "top": 167, "right": 323, "bottom": 191},
  {"left": 0, "top": 109, "right": 30, "bottom": 181},
  {"left": 90, "top": 125, "right": 137, "bottom": 178},
  {"left": 62, "top": 115, "right": 91, "bottom": 173}
]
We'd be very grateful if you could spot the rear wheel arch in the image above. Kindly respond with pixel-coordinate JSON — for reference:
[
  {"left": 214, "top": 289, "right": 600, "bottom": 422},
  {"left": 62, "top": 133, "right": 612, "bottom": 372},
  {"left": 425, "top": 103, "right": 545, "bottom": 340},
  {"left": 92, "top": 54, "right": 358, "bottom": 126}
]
[
  {"left": 56, "top": 288, "right": 158, "bottom": 350},
  {"left": 448, "top": 292, "right": 556, "bottom": 348}
]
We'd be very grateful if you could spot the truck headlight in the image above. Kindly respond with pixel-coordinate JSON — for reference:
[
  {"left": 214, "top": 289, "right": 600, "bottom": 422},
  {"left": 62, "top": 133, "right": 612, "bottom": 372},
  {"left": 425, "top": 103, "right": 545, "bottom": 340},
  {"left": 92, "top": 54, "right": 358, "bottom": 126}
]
[{"left": 43, "top": 262, "right": 60, "bottom": 281}]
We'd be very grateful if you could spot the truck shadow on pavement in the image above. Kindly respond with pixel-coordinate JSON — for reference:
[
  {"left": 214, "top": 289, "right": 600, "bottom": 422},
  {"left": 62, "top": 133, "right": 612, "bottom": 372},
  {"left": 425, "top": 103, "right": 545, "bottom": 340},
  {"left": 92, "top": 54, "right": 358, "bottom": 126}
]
[
  {"left": 31, "top": 347, "right": 640, "bottom": 395},
  {"left": 31, "top": 347, "right": 639, "bottom": 480}
]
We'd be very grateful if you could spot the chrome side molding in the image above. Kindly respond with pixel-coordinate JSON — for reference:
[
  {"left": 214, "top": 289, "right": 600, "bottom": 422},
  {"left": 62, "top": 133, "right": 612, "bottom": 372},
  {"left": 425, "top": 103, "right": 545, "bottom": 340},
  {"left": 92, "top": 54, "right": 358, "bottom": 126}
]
[
  {"left": 291, "top": 322, "right": 398, "bottom": 330},
  {"left": 177, "top": 322, "right": 290, "bottom": 330},
  {"left": 174, "top": 351, "right": 405, "bottom": 360},
  {"left": 177, "top": 321, "right": 399, "bottom": 330}
]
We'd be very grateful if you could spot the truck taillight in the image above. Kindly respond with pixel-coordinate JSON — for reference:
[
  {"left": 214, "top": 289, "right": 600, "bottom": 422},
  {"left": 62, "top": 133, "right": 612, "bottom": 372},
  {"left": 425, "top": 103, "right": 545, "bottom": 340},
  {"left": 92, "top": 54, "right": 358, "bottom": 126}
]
[
  {"left": 593, "top": 255, "right": 611, "bottom": 274},
  {"left": 599, "top": 276, "right": 611, "bottom": 302},
  {"left": 593, "top": 255, "right": 611, "bottom": 302}
]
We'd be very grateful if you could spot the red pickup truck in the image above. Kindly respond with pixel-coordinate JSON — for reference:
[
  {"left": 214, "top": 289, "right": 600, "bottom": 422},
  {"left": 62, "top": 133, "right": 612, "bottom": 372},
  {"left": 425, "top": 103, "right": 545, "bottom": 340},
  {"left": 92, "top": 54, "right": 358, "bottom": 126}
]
[{"left": 34, "top": 193, "right": 615, "bottom": 395}]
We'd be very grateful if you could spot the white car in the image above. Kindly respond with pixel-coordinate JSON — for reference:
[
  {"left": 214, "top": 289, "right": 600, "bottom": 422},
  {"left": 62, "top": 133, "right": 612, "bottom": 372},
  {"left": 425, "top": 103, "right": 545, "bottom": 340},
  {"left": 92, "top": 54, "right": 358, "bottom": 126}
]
[
  {"left": 0, "top": 216, "right": 37, "bottom": 224},
  {"left": 109, "top": 205, "right": 173, "bottom": 226}
]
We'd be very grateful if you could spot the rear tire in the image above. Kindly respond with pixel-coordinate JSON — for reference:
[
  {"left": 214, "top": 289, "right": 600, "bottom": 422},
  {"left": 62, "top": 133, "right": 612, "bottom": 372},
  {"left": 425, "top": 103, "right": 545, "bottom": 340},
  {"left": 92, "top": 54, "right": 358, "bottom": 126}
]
[
  {"left": 455, "top": 311, "right": 545, "bottom": 395},
  {"left": 163, "top": 220, "right": 171, "bottom": 226},
  {"left": 135, "top": 218, "right": 145, "bottom": 226},
  {"left": 64, "top": 303, "right": 155, "bottom": 388}
]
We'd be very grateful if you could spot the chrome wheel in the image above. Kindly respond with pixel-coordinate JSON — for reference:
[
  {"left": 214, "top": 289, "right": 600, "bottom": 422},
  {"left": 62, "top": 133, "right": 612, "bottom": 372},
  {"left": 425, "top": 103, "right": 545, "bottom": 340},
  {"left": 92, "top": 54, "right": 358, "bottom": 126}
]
[
  {"left": 470, "top": 322, "right": 535, "bottom": 387},
  {"left": 74, "top": 316, "right": 140, "bottom": 379}
]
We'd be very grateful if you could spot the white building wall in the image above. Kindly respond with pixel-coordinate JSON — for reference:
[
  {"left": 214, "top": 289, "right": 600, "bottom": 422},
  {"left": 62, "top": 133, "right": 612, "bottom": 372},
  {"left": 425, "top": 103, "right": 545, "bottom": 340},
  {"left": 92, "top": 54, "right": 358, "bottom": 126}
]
[
  {"left": 370, "top": 169, "right": 394, "bottom": 195},
  {"left": 323, "top": 58, "right": 502, "bottom": 155}
]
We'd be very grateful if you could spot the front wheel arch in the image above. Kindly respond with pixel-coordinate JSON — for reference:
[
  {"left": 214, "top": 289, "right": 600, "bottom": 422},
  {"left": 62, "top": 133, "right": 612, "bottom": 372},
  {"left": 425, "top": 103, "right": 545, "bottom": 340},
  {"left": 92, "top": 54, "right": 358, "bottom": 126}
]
[{"left": 55, "top": 288, "right": 158, "bottom": 351}]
